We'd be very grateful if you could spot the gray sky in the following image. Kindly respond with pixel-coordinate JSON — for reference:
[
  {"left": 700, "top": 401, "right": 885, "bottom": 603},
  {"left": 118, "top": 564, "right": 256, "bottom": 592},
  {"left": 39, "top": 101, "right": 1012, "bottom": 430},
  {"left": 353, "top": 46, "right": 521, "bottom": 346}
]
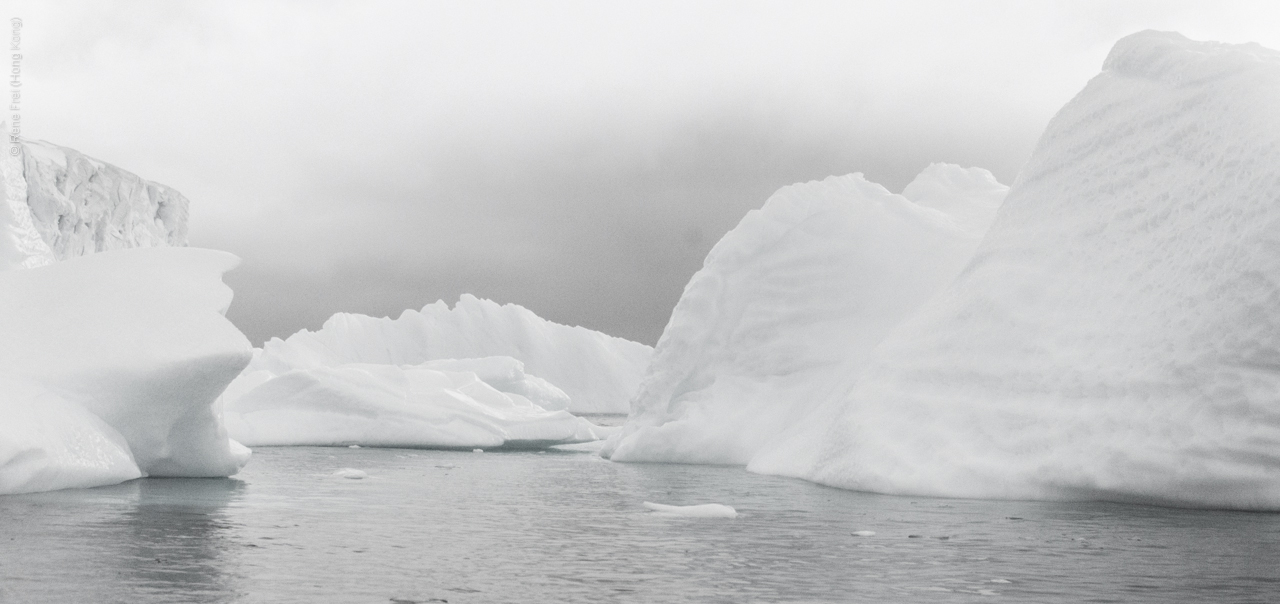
[{"left": 10, "top": 1, "right": 1280, "bottom": 345}]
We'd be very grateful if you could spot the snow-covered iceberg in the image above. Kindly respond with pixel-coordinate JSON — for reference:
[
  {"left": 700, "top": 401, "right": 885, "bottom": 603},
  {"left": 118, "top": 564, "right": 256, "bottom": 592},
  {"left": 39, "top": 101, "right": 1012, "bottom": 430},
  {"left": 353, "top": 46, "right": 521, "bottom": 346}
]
[
  {"left": 235, "top": 294, "right": 653, "bottom": 414},
  {"left": 753, "top": 32, "right": 1280, "bottom": 510},
  {"left": 224, "top": 360, "right": 607, "bottom": 449},
  {"left": 603, "top": 164, "right": 1007, "bottom": 464},
  {"left": 0, "top": 138, "right": 188, "bottom": 271},
  {"left": 0, "top": 247, "right": 252, "bottom": 494}
]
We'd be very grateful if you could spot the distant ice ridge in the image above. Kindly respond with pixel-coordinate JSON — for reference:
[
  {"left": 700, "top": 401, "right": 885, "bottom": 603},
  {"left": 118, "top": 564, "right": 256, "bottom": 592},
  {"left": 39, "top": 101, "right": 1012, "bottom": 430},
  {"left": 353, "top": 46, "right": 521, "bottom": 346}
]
[
  {"left": 0, "top": 248, "right": 252, "bottom": 494},
  {"left": 752, "top": 32, "right": 1280, "bottom": 510},
  {"left": 603, "top": 164, "right": 1007, "bottom": 464},
  {"left": 232, "top": 294, "right": 653, "bottom": 414},
  {"left": 0, "top": 137, "right": 188, "bottom": 271}
]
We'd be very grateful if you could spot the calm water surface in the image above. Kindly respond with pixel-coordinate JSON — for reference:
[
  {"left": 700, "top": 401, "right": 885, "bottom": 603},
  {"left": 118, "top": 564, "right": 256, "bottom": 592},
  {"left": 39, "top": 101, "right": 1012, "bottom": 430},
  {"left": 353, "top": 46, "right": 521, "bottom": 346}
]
[{"left": 1, "top": 441, "right": 1278, "bottom": 603}]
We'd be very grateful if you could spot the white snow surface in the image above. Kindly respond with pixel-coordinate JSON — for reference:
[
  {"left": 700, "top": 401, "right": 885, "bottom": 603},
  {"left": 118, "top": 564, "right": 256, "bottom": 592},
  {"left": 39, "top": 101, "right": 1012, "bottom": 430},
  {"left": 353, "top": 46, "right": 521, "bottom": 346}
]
[
  {"left": 237, "top": 294, "right": 652, "bottom": 414},
  {"left": 0, "top": 247, "right": 253, "bottom": 494},
  {"left": 603, "top": 164, "right": 1007, "bottom": 464},
  {"left": 751, "top": 32, "right": 1280, "bottom": 510},
  {"left": 223, "top": 361, "right": 608, "bottom": 449}
]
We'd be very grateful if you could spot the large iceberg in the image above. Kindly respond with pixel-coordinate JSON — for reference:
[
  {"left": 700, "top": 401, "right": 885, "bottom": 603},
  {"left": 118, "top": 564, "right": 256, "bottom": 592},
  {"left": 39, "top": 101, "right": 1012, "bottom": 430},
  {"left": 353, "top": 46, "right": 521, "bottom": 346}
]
[
  {"left": 751, "top": 32, "right": 1280, "bottom": 510},
  {"left": 603, "top": 164, "right": 1007, "bottom": 464},
  {"left": 233, "top": 294, "right": 653, "bottom": 414},
  {"left": 0, "top": 247, "right": 252, "bottom": 494}
]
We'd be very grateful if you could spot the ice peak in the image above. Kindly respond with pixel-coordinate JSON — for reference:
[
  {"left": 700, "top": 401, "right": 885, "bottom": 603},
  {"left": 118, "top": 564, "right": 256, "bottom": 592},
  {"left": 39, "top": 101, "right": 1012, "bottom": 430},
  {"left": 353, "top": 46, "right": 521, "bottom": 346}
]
[{"left": 1103, "top": 30, "right": 1280, "bottom": 81}]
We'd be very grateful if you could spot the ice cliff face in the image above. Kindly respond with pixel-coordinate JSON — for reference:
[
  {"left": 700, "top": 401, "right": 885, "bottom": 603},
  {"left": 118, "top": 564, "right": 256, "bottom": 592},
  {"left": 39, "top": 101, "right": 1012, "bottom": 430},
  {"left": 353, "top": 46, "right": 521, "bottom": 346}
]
[
  {"left": 0, "top": 138, "right": 188, "bottom": 270},
  {"left": 752, "top": 32, "right": 1280, "bottom": 510},
  {"left": 603, "top": 164, "right": 1007, "bottom": 464}
]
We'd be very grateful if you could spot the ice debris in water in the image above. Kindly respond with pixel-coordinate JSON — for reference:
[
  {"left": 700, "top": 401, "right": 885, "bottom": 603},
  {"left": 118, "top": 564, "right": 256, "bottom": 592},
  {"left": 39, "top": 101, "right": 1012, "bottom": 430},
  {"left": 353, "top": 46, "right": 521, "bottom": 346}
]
[{"left": 643, "top": 501, "right": 738, "bottom": 518}]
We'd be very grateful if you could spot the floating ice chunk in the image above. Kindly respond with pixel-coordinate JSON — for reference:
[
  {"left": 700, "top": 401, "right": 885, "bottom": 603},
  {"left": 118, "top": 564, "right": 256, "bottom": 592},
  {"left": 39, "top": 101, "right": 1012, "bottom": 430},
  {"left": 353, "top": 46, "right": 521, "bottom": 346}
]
[
  {"left": 332, "top": 468, "right": 367, "bottom": 479},
  {"left": 604, "top": 164, "right": 1006, "bottom": 464},
  {"left": 0, "top": 247, "right": 252, "bottom": 494},
  {"left": 643, "top": 501, "right": 738, "bottom": 518},
  {"left": 752, "top": 31, "right": 1280, "bottom": 510},
  {"left": 239, "top": 294, "right": 652, "bottom": 413}
]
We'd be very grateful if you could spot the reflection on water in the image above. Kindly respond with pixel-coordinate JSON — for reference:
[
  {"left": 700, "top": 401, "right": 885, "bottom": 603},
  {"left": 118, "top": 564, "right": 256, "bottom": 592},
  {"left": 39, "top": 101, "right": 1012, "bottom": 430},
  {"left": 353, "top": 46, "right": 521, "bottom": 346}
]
[
  {"left": 0, "top": 477, "right": 244, "bottom": 604},
  {"left": 1, "top": 446, "right": 1279, "bottom": 603},
  {"left": 112, "top": 479, "right": 243, "bottom": 602},
  {"left": 0, "top": 473, "right": 243, "bottom": 601}
]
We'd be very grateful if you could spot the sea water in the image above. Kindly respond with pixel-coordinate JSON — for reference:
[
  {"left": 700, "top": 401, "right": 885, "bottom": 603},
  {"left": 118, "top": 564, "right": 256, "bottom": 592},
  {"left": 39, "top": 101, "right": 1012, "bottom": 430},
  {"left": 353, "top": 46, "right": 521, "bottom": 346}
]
[{"left": 1, "top": 442, "right": 1278, "bottom": 603}]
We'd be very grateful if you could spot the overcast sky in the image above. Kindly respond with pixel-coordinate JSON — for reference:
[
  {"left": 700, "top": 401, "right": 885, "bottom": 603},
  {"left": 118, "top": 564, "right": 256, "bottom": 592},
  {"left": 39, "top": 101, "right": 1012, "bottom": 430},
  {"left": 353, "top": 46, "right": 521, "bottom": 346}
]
[{"left": 10, "top": 1, "right": 1280, "bottom": 345}]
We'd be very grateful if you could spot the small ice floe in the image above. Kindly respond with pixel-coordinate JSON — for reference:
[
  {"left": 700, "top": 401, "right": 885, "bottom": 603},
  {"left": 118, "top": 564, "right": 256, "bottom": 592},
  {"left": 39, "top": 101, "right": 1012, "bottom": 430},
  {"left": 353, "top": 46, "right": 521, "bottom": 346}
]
[
  {"left": 643, "top": 501, "right": 738, "bottom": 518},
  {"left": 851, "top": 530, "right": 876, "bottom": 537},
  {"left": 473, "top": 448, "right": 484, "bottom": 453},
  {"left": 332, "top": 468, "right": 368, "bottom": 479},
  {"left": 348, "top": 444, "right": 361, "bottom": 449}
]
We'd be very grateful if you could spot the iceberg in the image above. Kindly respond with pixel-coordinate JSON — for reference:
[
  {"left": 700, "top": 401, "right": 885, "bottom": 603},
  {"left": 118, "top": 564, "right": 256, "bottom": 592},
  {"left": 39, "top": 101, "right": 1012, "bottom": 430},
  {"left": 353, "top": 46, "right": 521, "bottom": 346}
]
[
  {"left": 236, "top": 294, "right": 653, "bottom": 414},
  {"left": 604, "top": 164, "right": 1007, "bottom": 464},
  {"left": 752, "top": 32, "right": 1280, "bottom": 510},
  {"left": 19, "top": 139, "right": 189, "bottom": 259},
  {"left": 1, "top": 138, "right": 188, "bottom": 271},
  {"left": 0, "top": 247, "right": 252, "bottom": 494},
  {"left": 223, "top": 360, "right": 608, "bottom": 449}
]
